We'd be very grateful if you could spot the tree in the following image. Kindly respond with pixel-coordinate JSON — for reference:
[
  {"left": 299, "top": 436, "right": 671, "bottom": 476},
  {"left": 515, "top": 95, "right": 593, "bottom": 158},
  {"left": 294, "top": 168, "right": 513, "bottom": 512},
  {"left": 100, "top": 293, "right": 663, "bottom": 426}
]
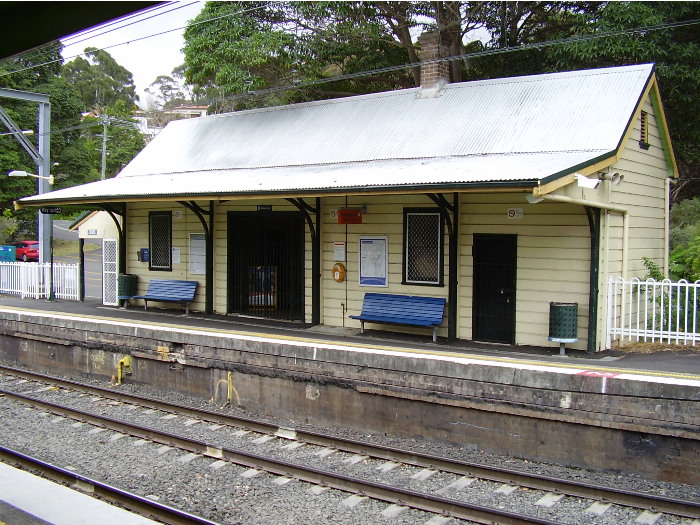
[
  {"left": 145, "top": 74, "right": 188, "bottom": 110},
  {"left": 1, "top": 43, "right": 92, "bottom": 236},
  {"left": 182, "top": 2, "right": 438, "bottom": 110},
  {"left": 546, "top": 1, "right": 700, "bottom": 203},
  {"left": 1, "top": 43, "right": 145, "bottom": 236},
  {"left": 182, "top": 2, "right": 607, "bottom": 111},
  {"left": 61, "top": 47, "right": 139, "bottom": 112}
]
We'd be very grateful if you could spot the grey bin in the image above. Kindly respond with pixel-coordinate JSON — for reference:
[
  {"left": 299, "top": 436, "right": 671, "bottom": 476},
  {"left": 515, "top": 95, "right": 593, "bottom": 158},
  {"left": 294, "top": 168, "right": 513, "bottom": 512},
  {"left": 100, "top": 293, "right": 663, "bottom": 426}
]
[
  {"left": 118, "top": 274, "right": 138, "bottom": 307},
  {"left": 549, "top": 302, "right": 578, "bottom": 355}
]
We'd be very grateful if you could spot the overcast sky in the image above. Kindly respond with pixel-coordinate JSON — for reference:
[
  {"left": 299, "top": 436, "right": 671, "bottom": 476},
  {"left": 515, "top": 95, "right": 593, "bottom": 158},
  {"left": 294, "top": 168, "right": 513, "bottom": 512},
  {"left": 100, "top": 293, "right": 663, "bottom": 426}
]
[{"left": 60, "top": 1, "right": 205, "bottom": 109}]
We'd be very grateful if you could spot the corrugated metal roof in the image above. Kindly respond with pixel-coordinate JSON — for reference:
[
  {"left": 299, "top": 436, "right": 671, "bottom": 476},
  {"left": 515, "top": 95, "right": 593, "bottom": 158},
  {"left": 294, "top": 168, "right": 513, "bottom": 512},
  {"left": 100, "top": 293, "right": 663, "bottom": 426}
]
[{"left": 22, "top": 63, "right": 654, "bottom": 204}]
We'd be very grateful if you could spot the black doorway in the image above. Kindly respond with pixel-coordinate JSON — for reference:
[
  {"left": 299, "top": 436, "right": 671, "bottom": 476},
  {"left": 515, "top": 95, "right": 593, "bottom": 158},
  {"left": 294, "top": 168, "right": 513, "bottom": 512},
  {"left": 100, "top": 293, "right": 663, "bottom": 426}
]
[
  {"left": 227, "top": 212, "right": 305, "bottom": 321},
  {"left": 473, "top": 234, "right": 517, "bottom": 344}
]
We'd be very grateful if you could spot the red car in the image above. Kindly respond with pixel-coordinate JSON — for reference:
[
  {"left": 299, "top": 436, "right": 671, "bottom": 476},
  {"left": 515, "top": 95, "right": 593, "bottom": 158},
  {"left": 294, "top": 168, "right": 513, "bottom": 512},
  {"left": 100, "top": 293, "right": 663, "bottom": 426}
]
[{"left": 14, "top": 240, "right": 39, "bottom": 262}]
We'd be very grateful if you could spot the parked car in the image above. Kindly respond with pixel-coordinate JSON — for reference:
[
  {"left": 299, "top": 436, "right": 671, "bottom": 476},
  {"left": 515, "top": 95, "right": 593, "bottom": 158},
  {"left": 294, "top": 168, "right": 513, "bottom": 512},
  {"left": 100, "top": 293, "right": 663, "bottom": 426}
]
[{"left": 14, "top": 240, "right": 39, "bottom": 262}]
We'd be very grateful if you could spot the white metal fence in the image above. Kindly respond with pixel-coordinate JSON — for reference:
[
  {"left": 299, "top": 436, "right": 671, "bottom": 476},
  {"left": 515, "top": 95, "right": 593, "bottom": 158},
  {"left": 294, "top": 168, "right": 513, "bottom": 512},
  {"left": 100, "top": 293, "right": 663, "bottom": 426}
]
[
  {"left": 607, "top": 277, "right": 700, "bottom": 347},
  {"left": 0, "top": 262, "right": 81, "bottom": 301}
]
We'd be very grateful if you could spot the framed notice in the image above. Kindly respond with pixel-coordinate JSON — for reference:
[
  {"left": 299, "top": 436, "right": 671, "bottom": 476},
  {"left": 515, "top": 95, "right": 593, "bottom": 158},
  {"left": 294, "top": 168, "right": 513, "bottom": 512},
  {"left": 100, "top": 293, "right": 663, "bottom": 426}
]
[{"left": 359, "top": 236, "right": 388, "bottom": 287}]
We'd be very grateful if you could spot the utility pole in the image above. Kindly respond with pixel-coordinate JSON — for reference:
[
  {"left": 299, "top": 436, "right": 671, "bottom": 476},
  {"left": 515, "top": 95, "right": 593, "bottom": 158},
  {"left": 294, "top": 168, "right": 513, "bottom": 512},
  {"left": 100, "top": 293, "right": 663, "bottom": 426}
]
[
  {"left": 0, "top": 88, "right": 51, "bottom": 264},
  {"left": 101, "top": 114, "right": 109, "bottom": 180}
]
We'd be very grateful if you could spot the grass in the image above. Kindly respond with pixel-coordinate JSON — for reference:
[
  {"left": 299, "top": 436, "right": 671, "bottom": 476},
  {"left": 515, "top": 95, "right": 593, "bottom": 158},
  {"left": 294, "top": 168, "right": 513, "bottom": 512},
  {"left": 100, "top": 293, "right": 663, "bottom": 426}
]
[{"left": 52, "top": 239, "right": 100, "bottom": 257}]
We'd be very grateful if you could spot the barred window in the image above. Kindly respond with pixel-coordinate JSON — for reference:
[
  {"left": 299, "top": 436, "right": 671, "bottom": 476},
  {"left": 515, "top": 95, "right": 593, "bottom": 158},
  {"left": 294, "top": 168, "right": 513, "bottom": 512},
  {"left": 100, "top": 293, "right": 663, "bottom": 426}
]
[
  {"left": 403, "top": 209, "right": 443, "bottom": 285},
  {"left": 149, "top": 211, "right": 172, "bottom": 270}
]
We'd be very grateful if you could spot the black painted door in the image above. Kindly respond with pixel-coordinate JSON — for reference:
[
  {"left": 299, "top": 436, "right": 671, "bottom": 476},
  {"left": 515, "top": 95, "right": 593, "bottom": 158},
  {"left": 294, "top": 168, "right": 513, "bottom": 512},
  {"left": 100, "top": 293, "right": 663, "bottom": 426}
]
[
  {"left": 473, "top": 234, "right": 517, "bottom": 344},
  {"left": 227, "top": 212, "right": 304, "bottom": 321}
]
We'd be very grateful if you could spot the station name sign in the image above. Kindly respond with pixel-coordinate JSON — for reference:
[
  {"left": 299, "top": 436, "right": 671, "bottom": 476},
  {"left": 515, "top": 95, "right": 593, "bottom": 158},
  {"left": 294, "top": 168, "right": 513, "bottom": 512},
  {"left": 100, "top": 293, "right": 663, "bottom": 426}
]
[{"left": 40, "top": 207, "right": 62, "bottom": 215}]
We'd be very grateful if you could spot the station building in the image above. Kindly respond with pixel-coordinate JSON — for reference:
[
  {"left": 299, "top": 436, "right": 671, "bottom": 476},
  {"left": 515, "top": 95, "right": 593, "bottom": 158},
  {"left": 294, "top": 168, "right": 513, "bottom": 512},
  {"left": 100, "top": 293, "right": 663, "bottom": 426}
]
[{"left": 17, "top": 45, "right": 677, "bottom": 353}]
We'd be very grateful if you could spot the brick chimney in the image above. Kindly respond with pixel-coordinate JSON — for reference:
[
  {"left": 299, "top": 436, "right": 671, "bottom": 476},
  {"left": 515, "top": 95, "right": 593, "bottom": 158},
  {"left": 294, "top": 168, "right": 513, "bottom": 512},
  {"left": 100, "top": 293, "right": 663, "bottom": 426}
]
[{"left": 418, "top": 31, "right": 450, "bottom": 96}]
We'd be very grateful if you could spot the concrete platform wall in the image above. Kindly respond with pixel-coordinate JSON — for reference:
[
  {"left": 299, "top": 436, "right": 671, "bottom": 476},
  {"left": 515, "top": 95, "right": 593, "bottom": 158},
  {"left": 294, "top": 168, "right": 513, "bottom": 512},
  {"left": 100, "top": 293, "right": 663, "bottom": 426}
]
[{"left": 0, "top": 311, "right": 698, "bottom": 484}]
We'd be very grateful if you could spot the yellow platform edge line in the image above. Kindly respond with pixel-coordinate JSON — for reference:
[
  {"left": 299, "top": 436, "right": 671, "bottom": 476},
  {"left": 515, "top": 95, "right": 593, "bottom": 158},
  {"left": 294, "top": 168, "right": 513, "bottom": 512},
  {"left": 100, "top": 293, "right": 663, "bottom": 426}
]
[{"left": 2, "top": 306, "right": 699, "bottom": 382}]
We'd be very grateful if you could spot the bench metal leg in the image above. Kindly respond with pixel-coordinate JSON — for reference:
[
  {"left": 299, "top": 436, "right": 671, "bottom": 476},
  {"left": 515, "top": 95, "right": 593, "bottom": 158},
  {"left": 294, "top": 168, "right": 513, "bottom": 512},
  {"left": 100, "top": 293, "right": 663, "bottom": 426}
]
[
  {"left": 433, "top": 327, "right": 438, "bottom": 343},
  {"left": 360, "top": 321, "right": 365, "bottom": 334}
]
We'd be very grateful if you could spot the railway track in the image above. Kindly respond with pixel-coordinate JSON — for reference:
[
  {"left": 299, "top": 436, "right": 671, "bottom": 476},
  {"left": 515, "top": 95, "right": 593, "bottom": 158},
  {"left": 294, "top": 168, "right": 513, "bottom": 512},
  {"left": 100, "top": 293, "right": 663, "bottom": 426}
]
[{"left": 1, "top": 365, "right": 698, "bottom": 525}]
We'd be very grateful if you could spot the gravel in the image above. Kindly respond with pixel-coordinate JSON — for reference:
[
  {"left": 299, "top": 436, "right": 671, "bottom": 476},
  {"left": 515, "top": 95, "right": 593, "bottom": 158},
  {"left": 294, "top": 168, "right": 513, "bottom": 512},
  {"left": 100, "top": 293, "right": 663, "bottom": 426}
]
[{"left": 0, "top": 366, "right": 698, "bottom": 525}]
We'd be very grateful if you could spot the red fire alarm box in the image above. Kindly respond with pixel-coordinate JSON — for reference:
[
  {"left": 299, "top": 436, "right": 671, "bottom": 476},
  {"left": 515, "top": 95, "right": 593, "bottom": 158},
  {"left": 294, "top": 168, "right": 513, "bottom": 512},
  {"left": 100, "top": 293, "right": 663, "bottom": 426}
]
[{"left": 337, "top": 208, "right": 362, "bottom": 224}]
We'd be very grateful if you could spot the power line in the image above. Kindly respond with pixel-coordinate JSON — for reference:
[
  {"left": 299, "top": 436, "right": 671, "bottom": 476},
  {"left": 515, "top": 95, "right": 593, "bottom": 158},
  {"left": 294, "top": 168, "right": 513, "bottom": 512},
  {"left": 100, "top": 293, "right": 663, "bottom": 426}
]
[
  {"left": 198, "top": 18, "right": 700, "bottom": 107},
  {"left": 0, "top": 2, "right": 281, "bottom": 78},
  {"left": 1, "top": 7, "right": 698, "bottom": 119},
  {"left": 61, "top": 2, "right": 200, "bottom": 49}
]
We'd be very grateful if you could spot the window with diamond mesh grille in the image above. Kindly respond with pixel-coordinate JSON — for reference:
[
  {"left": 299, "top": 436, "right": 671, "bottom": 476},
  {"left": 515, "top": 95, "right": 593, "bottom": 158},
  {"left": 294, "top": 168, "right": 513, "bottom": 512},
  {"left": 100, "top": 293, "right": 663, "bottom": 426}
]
[
  {"left": 404, "top": 209, "right": 443, "bottom": 285},
  {"left": 149, "top": 211, "right": 172, "bottom": 270}
]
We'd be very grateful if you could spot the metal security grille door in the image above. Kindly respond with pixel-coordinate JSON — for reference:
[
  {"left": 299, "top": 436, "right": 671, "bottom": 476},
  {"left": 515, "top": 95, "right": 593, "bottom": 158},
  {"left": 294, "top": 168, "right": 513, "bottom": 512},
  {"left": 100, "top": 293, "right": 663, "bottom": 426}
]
[
  {"left": 227, "top": 212, "right": 304, "bottom": 321},
  {"left": 102, "top": 238, "right": 118, "bottom": 306},
  {"left": 473, "top": 234, "right": 517, "bottom": 344}
]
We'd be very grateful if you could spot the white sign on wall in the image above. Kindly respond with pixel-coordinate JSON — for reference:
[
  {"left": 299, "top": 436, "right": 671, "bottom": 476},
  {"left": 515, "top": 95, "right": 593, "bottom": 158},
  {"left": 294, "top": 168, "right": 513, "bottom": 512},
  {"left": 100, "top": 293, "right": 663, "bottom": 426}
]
[
  {"left": 507, "top": 208, "right": 524, "bottom": 219},
  {"left": 359, "top": 236, "right": 388, "bottom": 287}
]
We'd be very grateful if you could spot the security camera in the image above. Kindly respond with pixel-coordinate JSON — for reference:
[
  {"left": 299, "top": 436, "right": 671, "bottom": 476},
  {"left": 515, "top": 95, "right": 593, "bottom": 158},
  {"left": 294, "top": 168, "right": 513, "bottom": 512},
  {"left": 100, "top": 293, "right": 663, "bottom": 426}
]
[{"left": 574, "top": 173, "right": 601, "bottom": 189}]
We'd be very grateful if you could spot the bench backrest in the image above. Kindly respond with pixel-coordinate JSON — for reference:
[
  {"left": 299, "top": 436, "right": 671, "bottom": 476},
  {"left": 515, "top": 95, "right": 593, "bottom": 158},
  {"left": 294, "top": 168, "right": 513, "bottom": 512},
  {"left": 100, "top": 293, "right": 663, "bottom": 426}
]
[
  {"left": 145, "top": 279, "right": 198, "bottom": 299},
  {"left": 360, "top": 293, "right": 446, "bottom": 323}
]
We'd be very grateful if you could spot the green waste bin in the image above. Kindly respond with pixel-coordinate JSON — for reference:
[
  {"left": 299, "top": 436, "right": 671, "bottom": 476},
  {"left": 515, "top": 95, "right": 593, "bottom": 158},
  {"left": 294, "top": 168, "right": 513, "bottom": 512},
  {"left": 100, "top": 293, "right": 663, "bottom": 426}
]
[
  {"left": 549, "top": 302, "right": 578, "bottom": 355},
  {"left": 118, "top": 274, "right": 138, "bottom": 299}
]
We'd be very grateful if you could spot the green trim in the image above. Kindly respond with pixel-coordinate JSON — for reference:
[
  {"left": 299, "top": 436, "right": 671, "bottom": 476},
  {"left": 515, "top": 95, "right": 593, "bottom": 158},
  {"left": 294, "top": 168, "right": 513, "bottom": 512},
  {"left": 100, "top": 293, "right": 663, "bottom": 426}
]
[
  {"left": 68, "top": 210, "right": 93, "bottom": 230},
  {"left": 615, "top": 66, "right": 656, "bottom": 155},
  {"left": 538, "top": 150, "right": 616, "bottom": 186},
  {"left": 17, "top": 180, "right": 540, "bottom": 207},
  {"left": 649, "top": 86, "right": 679, "bottom": 179}
]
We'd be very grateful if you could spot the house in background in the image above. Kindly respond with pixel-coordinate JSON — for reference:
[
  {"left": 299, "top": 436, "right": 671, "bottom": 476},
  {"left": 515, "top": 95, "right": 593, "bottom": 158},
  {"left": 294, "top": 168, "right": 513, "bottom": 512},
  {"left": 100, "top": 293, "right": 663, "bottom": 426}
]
[
  {"left": 135, "top": 105, "right": 209, "bottom": 143},
  {"left": 69, "top": 210, "right": 121, "bottom": 242},
  {"left": 18, "top": 35, "right": 677, "bottom": 353}
]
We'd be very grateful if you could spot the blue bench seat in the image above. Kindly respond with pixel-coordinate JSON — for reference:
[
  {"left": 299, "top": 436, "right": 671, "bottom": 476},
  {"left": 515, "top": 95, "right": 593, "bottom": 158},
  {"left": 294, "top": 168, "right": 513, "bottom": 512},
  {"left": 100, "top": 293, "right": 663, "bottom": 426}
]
[
  {"left": 350, "top": 293, "right": 446, "bottom": 342},
  {"left": 133, "top": 279, "right": 198, "bottom": 314}
]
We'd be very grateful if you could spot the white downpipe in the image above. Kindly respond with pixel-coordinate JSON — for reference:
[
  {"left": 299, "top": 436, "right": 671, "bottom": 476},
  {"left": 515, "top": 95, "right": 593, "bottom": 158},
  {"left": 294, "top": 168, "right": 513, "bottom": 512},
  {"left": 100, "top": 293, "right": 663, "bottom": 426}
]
[
  {"left": 539, "top": 194, "right": 629, "bottom": 352},
  {"left": 664, "top": 177, "right": 671, "bottom": 277}
]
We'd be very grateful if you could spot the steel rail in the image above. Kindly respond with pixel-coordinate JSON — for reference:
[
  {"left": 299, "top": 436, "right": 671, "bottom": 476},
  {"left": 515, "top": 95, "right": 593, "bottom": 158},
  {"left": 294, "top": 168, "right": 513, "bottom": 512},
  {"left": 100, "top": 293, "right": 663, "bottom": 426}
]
[
  {"left": 2, "top": 365, "right": 699, "bottom": 520},
  {"left": 2, "top": 387, "right": 563, "bottom": 525},
  {"left": 0, "top": 445, "right": 221, "bottom": 525}
]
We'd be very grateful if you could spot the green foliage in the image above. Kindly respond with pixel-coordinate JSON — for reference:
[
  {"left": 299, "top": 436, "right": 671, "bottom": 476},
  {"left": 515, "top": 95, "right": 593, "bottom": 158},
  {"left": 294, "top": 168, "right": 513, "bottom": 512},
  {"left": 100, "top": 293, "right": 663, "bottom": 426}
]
[
  {"left": 642, "top": 257, "right": 665, "bottom": 281},
  {"left": 547, "top": 2, "right": 700, "bottom": 202},
  {"left": 667, "top": 197, "right": 700, "bottom": 281},
  {"left": 61, "top": 47, "right": 139, "bottom": 112},
  {"left": 183, "top": 1, "right": 420, "bottom": 110},
  {"left": 1, "top": 41, "right": 144, "bottom": 237}
]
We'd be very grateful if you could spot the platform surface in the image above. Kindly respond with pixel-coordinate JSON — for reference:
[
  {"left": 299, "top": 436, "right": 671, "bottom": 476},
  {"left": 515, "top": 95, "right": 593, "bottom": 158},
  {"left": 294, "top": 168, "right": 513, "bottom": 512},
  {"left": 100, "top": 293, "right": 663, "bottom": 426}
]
[
  {"left": 0, "top": 463, "right": 159, "bottom": 525},
  {"left": 0, "top": 295, "right": 699, "bottom": 384}
]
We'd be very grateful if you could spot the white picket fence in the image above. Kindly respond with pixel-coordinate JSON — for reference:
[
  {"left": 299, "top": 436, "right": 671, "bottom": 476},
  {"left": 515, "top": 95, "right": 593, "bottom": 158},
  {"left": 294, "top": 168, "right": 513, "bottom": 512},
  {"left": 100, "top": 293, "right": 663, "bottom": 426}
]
[
  {"left": 607, "top": 277, "right": 700, "bottom": 347},
  {"left": 0, "top": 262, "right": 81, "bottom": 301}
]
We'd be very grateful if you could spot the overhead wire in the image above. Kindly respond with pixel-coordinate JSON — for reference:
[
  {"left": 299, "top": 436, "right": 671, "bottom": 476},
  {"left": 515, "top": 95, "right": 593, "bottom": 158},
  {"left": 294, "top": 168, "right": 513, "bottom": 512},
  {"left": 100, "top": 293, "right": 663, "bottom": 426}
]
[
  {"left": 2, "top": 3, "right": 697, "bottom": 95},
  {"left": 0, "top": 6, "right": 698, "bottom": 131},
  {"left": 0, "top": 1, "right": 282, "bottom": 78},
  {"left": 61, "top": 2, "right": 200, "bottom": 49},
  {"left": 181, "top": 17, "right": 700, "bottom": 107}
]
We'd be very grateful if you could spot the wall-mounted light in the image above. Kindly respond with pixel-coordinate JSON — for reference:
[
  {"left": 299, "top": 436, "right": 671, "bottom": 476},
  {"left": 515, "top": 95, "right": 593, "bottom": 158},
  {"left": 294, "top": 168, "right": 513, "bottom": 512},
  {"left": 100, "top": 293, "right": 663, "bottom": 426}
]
[
  {"left": 600, "top": 171, "right": 624, "bottom": 185},
  {"left": 0, "top": 129, "right": 33, "bottom": 137},
  {"left": 7, "top": 169, "right": 54, "bottom": 185},
  {"left": 574, "top": 173, "right": 601, "bottom": 189},
  {"left": 526, "top": 193, "right": 543, "bottom": 204}
]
